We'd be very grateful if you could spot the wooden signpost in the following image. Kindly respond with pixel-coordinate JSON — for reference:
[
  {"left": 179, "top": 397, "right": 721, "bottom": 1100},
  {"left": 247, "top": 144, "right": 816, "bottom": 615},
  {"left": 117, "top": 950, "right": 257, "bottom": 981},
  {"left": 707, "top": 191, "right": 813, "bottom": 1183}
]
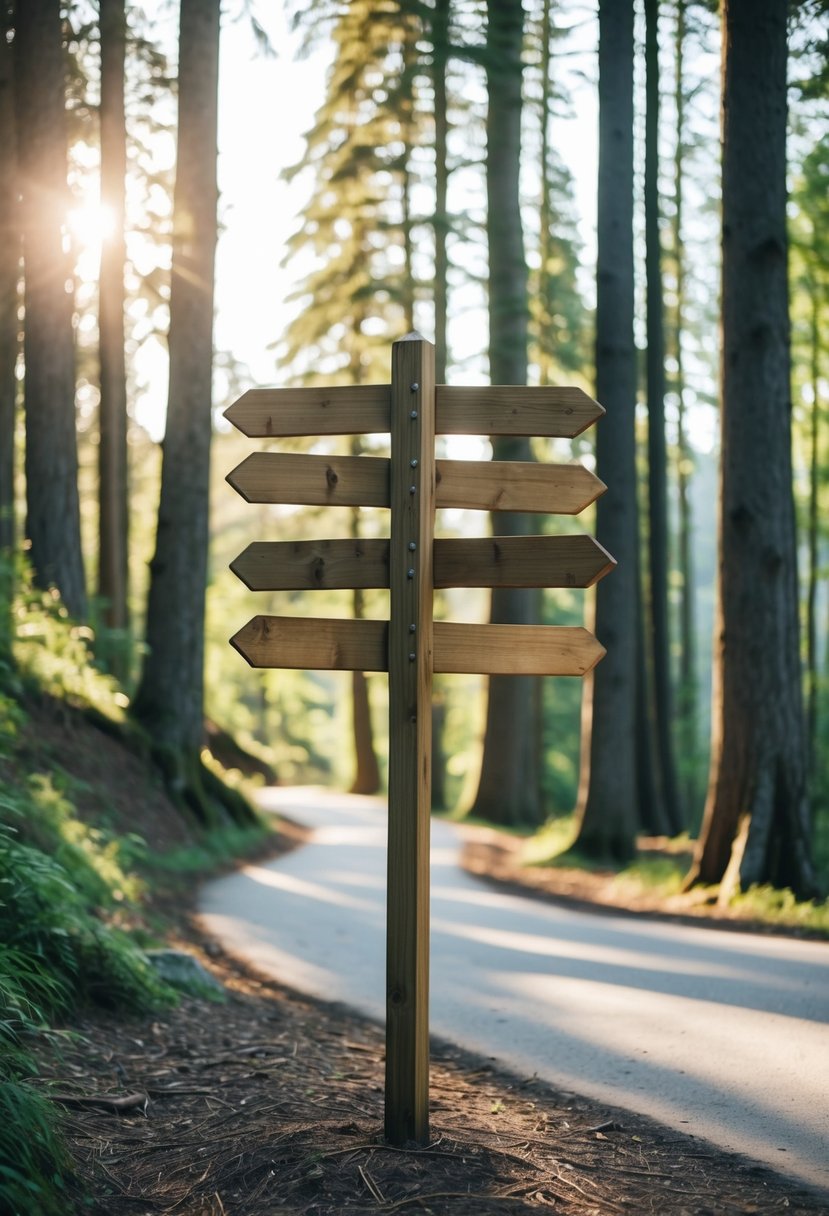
[{"left": 226, "top": 334, "right": 613, "bottom": 1147}]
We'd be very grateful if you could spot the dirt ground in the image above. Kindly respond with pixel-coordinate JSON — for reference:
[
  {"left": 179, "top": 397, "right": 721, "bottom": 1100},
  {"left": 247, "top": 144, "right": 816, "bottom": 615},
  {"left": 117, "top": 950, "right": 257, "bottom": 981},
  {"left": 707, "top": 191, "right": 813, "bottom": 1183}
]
[
  {"left": 17, "top": 704, "right": 828, "bottom": 1214},
  {"left": 459, "top": 827, "right": 829, "bottom": 937},
  {"left": 30, "top": 849, "right": 828, "bottom": 1216}
]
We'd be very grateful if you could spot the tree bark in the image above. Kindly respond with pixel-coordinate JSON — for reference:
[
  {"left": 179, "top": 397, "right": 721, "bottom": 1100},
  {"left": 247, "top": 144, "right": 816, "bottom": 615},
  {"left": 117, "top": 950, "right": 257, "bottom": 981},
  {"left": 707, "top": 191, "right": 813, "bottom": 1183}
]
[
  {"left": 573, "top": 0, "right": 639, "bottom": 863},
  {"left": 685, "top": 0, "right": 816, "bottom": 898},
  {"left": 0, "top": 17, "right": 17, "bottom": 659},
  {"left": 469, "top": 0, "right": 541, "bottom": 829},
  {"left": 431, "top": 0, "right": 449, "bottom": 384},
  {"left": 349, "top": 577, "right": 381, "bottom": 796},
  {"left": 132, "top": 0, "right": 251, "bottom": 825},
  {"left": 805, "top": 285, "right": 820, "bottom": 777},
  {"left": 644, "top": 0, "right": 683, "bottom": 835},
  {"left": 15, "top": 0, "right": 87, "bottom": 619},
  {"left": 98, "top": 0, "right": 130, "bottom": 673},
  {"left": 0, "top": 19, "right": 17, "bottom": 560},
  {"left": 672, "top": 0, "right": 699, "bottom": 823}
]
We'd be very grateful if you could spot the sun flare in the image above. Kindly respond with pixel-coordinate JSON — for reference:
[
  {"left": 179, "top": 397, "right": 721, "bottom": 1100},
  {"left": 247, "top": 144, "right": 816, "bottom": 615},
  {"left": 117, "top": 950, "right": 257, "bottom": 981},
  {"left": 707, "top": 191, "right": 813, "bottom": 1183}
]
[{"left": 66, "top": 201, "right": 117, "bottom": 255}]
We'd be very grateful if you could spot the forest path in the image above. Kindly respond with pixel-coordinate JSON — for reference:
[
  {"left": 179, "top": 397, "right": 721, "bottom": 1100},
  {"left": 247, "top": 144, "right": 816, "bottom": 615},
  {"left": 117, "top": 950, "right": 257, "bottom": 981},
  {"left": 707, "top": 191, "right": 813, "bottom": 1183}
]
[{"left": 198, "top": 787, "right": 829, "bottom": 1193}]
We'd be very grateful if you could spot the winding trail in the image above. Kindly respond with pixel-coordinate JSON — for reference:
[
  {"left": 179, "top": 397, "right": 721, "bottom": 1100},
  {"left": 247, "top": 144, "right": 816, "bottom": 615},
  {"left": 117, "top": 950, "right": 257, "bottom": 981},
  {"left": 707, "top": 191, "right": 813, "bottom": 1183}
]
[{"left": 199, "top": 787, "right": 829, "bottom": 1193}]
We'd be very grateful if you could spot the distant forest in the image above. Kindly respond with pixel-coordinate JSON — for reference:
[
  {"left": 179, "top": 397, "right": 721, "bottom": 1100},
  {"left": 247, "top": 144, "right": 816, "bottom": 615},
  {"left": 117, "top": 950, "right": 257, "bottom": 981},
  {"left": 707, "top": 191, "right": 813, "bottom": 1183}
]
[{"left": 1, "top": 0, "right": 828, "bottom": 899}]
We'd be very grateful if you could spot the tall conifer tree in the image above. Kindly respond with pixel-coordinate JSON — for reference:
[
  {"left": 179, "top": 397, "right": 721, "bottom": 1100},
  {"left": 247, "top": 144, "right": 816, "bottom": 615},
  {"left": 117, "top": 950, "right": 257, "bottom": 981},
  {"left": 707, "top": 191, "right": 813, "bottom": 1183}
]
[
  {"left": 469, "top": 0, "right": 541, "bottom": 828},
  {"left": 573, "top": 0, "right": 639, "bottom": 861},
  {"left": 685, "top": 0, "right": 816, "bottom": 897},
  {"left": 644, "top": 0, "right": 682, "bottom": 834},
  {"left": 15, "top": 0, "right": 87, "bottom": 618},
  {"left": 134, "top": 0, "right": 252, "bottom": 824},
  {"left": 0, "top": 17, "right": 16, "bottom": 560},
  {"left": 98, "top": 0, "right": 130, "bottom": 673}
]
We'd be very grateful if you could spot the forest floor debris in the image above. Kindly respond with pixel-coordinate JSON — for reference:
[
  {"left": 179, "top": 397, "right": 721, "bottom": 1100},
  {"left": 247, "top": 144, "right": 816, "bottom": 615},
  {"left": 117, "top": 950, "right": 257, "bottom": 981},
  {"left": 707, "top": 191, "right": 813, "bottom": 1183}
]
[
  {"left": 460, "top": 827, "right": 828, "bottom": 939},
  {"left": 31, "top": 902, "right": 829, "bottom": 1215}
]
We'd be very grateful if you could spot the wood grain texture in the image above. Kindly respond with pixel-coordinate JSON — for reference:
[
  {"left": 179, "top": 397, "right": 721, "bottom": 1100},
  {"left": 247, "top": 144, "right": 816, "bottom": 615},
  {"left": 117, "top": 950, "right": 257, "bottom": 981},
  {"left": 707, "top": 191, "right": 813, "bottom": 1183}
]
[
  {"left": 226, "top": 451, "right": 389, "bottom": 507},
  {"left": 230, "top": 615, "right": 387, "bottom": 670},
  {"left": 434, "top": 534, "right": 616, "bottom": 589},
  {"left": 224, "top": 384, "right": 390, "bottom": 436},
  {"left": 231, "top": 615, "right": 605, "bottom": 677},
  {"left": 224, "top": 382, "right": 604, "bottom": 439},
  {"left": 435, "top": 459, "right": 605, "bottom": 514},
  {"left": 434, "top": 623, "right": 606, "bottom": 675},
  {"left": 435, "top": 384, "right": 604, "bottom": 436},
  {"left": 385, "top": 334, "right": 435, "bottom": 1148},
  {"left": 229, "top": 534, "right": 615, "bottom": 591},
  {"left": 228, "top": 452, "right": 604, "bottom": 515},
  {"left": 230, "top": 539, "right": 390, "bottom": 591}
]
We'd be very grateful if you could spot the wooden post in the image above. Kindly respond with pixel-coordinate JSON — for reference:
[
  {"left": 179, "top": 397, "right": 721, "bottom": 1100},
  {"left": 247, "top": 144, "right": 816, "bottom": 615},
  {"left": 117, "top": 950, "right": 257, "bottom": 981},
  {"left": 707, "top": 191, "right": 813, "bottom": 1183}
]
[{"left": 385, "top": 333, "right": 435, "bottom": 1145}]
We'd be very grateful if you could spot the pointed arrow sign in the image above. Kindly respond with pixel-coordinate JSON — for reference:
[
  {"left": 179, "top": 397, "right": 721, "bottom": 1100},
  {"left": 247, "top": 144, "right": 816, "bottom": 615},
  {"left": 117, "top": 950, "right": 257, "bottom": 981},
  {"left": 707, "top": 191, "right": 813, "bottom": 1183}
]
[
  {"left": 227, "top": 453, "right": 604, "bottom": 515},
  {"left": 433, "top": 534, "right": 616, "bottom": 589},
  {"left": 224, "top": 384, "right": 603, "bottom": 439},
  {"left": 230, "top": 534, "right": 615, "bottom": 592},
  {"left": 437, "top": 385, "right": 604, "bottom": 437},
  {"left": 436, "top": 459, "right": 605, "bottom": 514},
  {"left": 224, "top": 385, "right": 390, "bottom": 438},
  {"left": 226, "top": 452, "right": 389, "bottom": 508},
  {"left": 231, "top": 616, "right": 605, "bottom": 677},
  {"left": 230, "top": 538, "right": 389, "bottom": 591}
]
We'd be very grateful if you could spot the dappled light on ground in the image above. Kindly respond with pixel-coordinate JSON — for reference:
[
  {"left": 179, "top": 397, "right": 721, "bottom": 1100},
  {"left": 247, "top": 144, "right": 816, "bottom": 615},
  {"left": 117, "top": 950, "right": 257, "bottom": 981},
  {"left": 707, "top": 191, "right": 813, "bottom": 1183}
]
[{"left": 199, "top": 789, "right": 829, "bottom": 1191}]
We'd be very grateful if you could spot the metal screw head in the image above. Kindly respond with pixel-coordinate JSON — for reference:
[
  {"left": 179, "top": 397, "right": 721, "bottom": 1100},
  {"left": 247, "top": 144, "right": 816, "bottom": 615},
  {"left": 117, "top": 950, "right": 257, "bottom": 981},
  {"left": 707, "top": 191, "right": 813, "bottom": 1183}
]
[
  {"left": 408, "top": 623, "right": 416, "bottom": 633},
  {"left": 408, "top": 541, "right": 416, "bottom": 551},
  {"left": 409, "top": 485, "right": 417, "bottom": 495},
  {"left": 408, "top": 652, "right": 416, "bottom": 661},
  {"left": 407, "top": 568, "right": 415, "bottom": 579},
  {"left": 410, "top": 409, "right": 418, "bottom": 419},
  {"left": 410, "top": 382, "right": 419, "bottom": 393},
  {"left": 410, "top": 459, "right": 418, "bottom": 468}
]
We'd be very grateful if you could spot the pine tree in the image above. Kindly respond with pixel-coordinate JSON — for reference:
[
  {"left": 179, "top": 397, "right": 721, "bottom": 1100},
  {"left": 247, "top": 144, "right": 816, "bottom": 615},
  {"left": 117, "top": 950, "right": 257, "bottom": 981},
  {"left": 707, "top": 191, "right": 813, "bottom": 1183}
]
[
  {"left": 97, "top": 0, "right": 129, "bottom": 675},
  {"left": 643, "top": 0, "right": 683, "bottom": 834},
  {"left": 15, "top": 0, "right": 87, "bottom": 618},
  {"left": 468, "top": 0, "right": 541, "bottom": 828},
  {"left": 0, "top": 14, "right": 16, "bottom": 560},
  {"left": 133, "top": 0, "right": 253, "bottom": 825},
  {"left": 685, "top": 0, "right": 816, "bottom": 898},
  {"left": 572, "top": 0, "right": 639, "bottom": 863}
]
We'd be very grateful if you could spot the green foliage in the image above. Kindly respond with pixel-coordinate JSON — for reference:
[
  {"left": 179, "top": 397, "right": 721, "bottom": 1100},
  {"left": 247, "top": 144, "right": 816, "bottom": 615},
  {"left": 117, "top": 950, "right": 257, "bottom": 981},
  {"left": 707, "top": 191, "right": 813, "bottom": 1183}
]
[
  {"left": 0, "top": 1079, "right": 71, "bottom": 1216},
  {"left": 10, "top": 572, "right": 127, "bottom": 722},
  {"left": 0, "top": 948, "right": 72, "bottom": 1216},
  {"left": 0, "top": 815, "right": 174, "bottom": 1015},
  {"left": 142, "top": 822, "right": 270, "bottom": 879},
  {"left": 727, "top": 886, "right": 829, "bottom": 935}
]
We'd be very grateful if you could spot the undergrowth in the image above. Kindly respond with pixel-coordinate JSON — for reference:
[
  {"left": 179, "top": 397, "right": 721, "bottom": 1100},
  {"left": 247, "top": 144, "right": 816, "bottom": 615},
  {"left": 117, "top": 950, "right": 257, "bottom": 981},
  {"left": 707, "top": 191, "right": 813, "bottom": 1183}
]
[
  {"left": 0, "top": 570, "right": 268, "bottom": 1213},
  {"left": 523, "top": 813, "right": 829, "bottom": 935}
]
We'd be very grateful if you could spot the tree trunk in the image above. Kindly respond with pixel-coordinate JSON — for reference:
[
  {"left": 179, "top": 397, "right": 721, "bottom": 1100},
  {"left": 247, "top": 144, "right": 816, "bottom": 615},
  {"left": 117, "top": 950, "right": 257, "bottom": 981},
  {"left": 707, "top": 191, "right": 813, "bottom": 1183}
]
[
  {"left": 133, "top": 0, "right": 251, "bottom": 825},
  {"left": 350, "top": 668, "right": 381, "bottom": 795},
  {"left": 431, "top": 0, "right": 449, "bottom": 383},
  {"left": 0, "top": 17, "right": 17, "bottom": 659},
  {"left": 573, "top": 0, "right": 639, "bottom": 864},
  {"left": 805, "top": 285, "right": 820, "bottom": 777},
  {"left": 672, "top": 0, "right": 699, "bottom": 824},
  {"left": 469, "top": 0, "right": 541, "bottom": 829},
  {"left": 685, "top": 0, "right": 816, "bottom": 898},
  {"left": 537, "top": 0, "right": 552, "bottom": 388},
  {"left": 98, "top": 0, "right": 130, "bottom": 677},
  {"left": 644, "top": 0, "right": 683, "bottom": 835},
  {"left": 15, "top": 0, "right": 86, "bottom": 619},
  {"left": 0, "top": 18, "right": 17, "bottom": 559},
  {"left": 349, "top": 577, "right": 381, "bottom": 795}
]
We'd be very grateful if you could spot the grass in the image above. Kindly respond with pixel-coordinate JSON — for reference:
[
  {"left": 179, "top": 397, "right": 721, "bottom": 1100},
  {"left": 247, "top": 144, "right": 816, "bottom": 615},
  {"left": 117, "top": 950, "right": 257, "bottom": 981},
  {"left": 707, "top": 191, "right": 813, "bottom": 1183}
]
[
  {"left": 517, "top": 812, "right": 829, "bottom": 935},
  {"left": 0, "top": 569, "right": 274, "bottom": 1213}
]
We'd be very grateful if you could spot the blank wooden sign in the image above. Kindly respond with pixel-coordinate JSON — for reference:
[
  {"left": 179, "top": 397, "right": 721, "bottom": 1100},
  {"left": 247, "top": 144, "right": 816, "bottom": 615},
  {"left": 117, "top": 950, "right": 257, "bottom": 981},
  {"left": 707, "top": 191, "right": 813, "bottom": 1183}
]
[{"left": 225, "top": 334, "right": 612, "bottom": 1148}]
